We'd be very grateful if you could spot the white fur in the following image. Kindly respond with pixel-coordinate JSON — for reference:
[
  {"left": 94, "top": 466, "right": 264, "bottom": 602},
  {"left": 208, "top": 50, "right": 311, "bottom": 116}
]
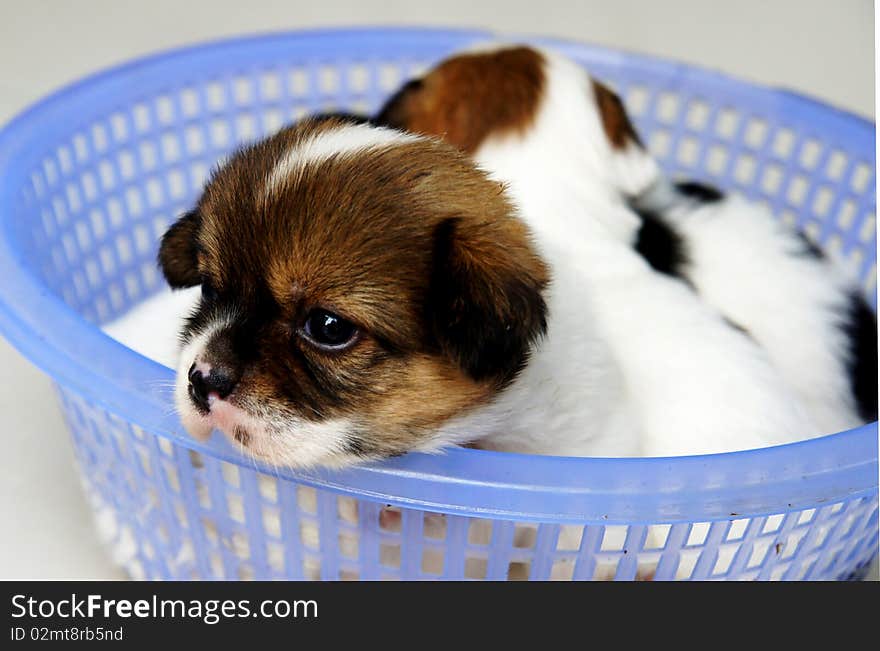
[
  {"left": 454, "top": 45, "right": 821, "bottom": 456},
  {"left": 633, "top": 180, "right": 866, "bottom": 434},
  {"left": 263, "top": 123, "right": 420, "bottom": 199}
]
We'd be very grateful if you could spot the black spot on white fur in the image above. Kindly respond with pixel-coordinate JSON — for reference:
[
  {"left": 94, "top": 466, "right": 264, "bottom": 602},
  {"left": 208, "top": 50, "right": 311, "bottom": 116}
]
[
  {"left": 675, "top": 181, "right": 724, "bottom": 203},
  {"left": 633, "top": 208, "right": 689, "bottom": 280},
  {"left": 842, "top": 292, "right": 878, "bottom": 422}
]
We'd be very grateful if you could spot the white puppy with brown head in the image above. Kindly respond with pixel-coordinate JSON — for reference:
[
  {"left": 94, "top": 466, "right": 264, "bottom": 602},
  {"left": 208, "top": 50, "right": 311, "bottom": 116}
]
[{"left": 376, "top": 45, "right": 821, "bottom": 456}]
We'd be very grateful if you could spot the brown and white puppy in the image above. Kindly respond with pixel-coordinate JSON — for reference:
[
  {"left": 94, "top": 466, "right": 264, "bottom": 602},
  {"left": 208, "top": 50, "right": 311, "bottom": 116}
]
[
  {"left": 377, "top": 44, "right": 876, "bottom": 438},
  {"left": 375, "top": 44, "right": 824, "bottom": 458},
  {"left": 157, "top": 117, "right": 550, "bottom": 468}
]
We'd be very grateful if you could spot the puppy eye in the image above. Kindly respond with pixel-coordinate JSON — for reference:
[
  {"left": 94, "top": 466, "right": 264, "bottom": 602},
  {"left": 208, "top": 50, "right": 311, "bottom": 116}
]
[
  {"left": 201, "top": 278, "right": 218, "bottom": 303},
  {"left": 302, "top": 309, "right": 358, "bottom": 350}
]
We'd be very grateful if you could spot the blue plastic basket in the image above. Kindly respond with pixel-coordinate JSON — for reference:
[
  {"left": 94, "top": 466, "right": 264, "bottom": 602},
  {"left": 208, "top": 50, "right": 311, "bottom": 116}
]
[{"left": 0, "top": 28, "right": 876, "bottom": 580}]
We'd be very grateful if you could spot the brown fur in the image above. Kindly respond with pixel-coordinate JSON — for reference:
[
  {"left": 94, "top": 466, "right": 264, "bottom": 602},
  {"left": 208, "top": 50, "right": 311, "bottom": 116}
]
[
  {"left": 376, "top": 47, "right": 545, "bottom": 153},
  {"left": 591, "top": 79, "right": 643, "bottom": 150},
  {"left": 377, "top": 46, "right": 644, "bottom": 154},
  {"left": 159, "top": 118, "right": 549, "bottom": 461}
]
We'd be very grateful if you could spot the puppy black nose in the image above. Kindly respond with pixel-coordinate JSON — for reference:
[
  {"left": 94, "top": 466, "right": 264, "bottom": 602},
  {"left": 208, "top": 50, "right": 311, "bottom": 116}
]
[{"left": 188, "top": 363, "right": 237, "bottom": 412}]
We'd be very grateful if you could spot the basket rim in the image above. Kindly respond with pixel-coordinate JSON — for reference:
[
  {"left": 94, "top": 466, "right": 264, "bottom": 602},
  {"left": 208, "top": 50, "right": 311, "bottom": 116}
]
[{"left": 0, "top": 26, "right": 876, "bottom": 524}]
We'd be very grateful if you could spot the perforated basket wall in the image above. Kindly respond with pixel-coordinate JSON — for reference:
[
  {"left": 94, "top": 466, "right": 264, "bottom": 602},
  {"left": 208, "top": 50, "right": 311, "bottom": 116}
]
[{"left": 0, "top": 29, "right": 876, "bottom": 580}]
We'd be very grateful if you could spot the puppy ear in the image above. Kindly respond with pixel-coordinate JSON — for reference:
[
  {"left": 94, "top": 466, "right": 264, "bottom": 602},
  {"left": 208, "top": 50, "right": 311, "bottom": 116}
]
[
  {"left": 427, "top": 217, "right": 549, "bottom": 385},
  {"left": 158, "top": 209, "right": 202, "bottom": 288},
  {"left": 374, "top": 79, "right": 424, "bottom": 130},
  {"left": 591, "top": 79, "right": 659, "bottom": 196}
]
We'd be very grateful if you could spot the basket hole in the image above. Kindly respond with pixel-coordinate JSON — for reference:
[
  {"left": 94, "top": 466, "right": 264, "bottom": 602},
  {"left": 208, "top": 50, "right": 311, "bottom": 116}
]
[
  {"left": 423, "top": 512, "right": 447, "bottom": 540},
  {"left": 380, "top": 543, "right": 401, "bottom": 569},
  {"left": 267, "top": 542, "right": 284, "bottom": 572},
  {"left": 734, "top": 154, "right": 756, "bottom": 185},
  {"left": 656, "top": 92, "right": 679, "bottom": 123},
  {"left": 747, "top": 540, "right": 772, "bottom": 568},
  {"left": 643, "top": 524, "right": 671, "bottom": 550},
  {"left": 677, "top": 136, "right": 699, "bottom": 167},
  {"left": 744, "top": 118, "right": 768, "bottom": 148},
  {"left": 190, "top": 161, "right": 209, "bottom": 188},
  {"left": 513, "top": 524, "right": 537, "bottom": 549},
  {"left": 303, "top": 557, "right": 321, "bottom": 581},
  {"left": 649, "top": 129, "right": 671, "bottom": 159},
  {"left": 421, "top": 548, "right": 444, "bottom": 575},
  {"left": 206, "top": 82, "right": 226, "bottom": 111},
  {"left": 180, "top": 87, "right": 200, "bottom": 117},
  {"left": 859, "top": 214, "right": 876, "bottom": 242},
  {"left": 72, "top": 133, "right": 89, "bottom": 161},
  {"left": 117, "top": 149, "right": 136, "bottom": 180},
  {"left": 57, "top": 146, "right": 74, "bottom": 175},
  {"left": 772, "top": 128, "right": 795, "bottom": 158},
  {"left": 600, "top": 525, "right": 627, "bottom": 551},
  {"left": 706, "top": 145, "right": 728, "bottom": 175},
  {"left": 156, "top": 95, "right": 175, "bottom": 125},
  {"left": 797, "top": 508, "right": 816, "bottom": 526},
  {"left": 347, "top": 63, "right": 370, "bottom": 93},
  {"left": 762, "top": 513, "right": 785, "bottom": 535},
  {"left": 227, "top": 493, "right": 245, "bottom": 524},
  {"left": 379, "top": 63, "right": 401, "bottom": 91},
  {"left": 684, "top": 99, "right": 709, "bottom": 130},
  {"left": 161, "top": 133, "right": 182, "bottom": 163},
  {"left": 339, "top": 569, "right": 359, "bottom": 581},
  {"left": 210, "top": 119, "right": 231, "bottom": 147},
  {"left": 126, "top": 105, "right": 148, "bottom": 135},
  {"left": 592, "top": 558, "right": 620, "bottom": 581},
  {"left": 851, "top": 162, "right": 872, "bottom": 193},
  {"left": 712, "top": 547, "right": 735, "bottom": 576},
  {"left": 799, "top": 138, "right": 822, "bottom": 170},
  {"left": 336, "top": 496, "right": 358, "bottom": 525},
  {"left": 556, "top": 525, "right": 584, "bottom": 551},
  {"left": 826, "top": 150, "right": 848, "bottom": 180},
  {"left": 338, "top": 532, "right": 359, "bottom": 559},
  {"left": 378, "top": 506, "right": 402, "bottom": 533},
  {"left": 296, "top": 486, "right": 317, "bottom": 514},
  {"left": 185, "top": 126, "right": 205, "bottom": 155},
  {"left": 787, "top": 175, "right": 809, "bottom": 206},
  {"left": 550, "top": 559, "right": 574, "bottom": 581},
  {"left": 259, "top": 71, "right": 282, "bottom": 101},
  {"left": 300, "top": 521, "right": 320, "bottom": 549},
  {"left": 726, "top": 518, "right": 749, "bottom": 542},
  {"left": 262, "top": 506, "right": 281, "bottom": 538},
  {"left": 779, "top": 528, "right": 807, "bottom": 560},
  {"left": 467, "top": 519, "right": 492, "bottom": 546},
  {"left": 233, "top": 76, "right": 253, "bottom": 105},
  {"left": 761, "top": 163, "right": 784, "bottom": 195},
  {"left": 262, "top": 108, "right": 284, "bottom": 134},
  {"left": 811, "top": 186, "right": 834, "bottom": 218},
  {"left": 236, "top": 113, "right": 258, "bottom": 141},
  {"left": 289, "top": 68, "right": 309, "bottom": 96},
  {"left": 625, "top": 85, "right": 649, "bottom": 116},
  {"left": 675, "top": 549, "right": 701, "bottom": 579},
  {"left": 508, "top": 561, "right": 531, "bottom": 581},
  {"left": 319, "top": 65, "right": 340, "bottom": 94},
  {"left": 715, "top": 107, "right": 739, "bottom": 139},
  {"left": 90, "top": 124, "right": 109, "bottom": 152},
  {"left": 464, "top": 556, "right": 487, "bottom": 579},
  {"left": 686, "top": 522, "right": 710, "bottom": 547}
]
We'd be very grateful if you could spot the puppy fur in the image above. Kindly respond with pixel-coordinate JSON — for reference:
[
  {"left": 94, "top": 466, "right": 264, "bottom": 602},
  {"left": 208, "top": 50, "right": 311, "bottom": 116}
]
[
  {"left": 378, "top": 44, "right": 823, "bottom": 457},
  {"left": 157, "top": 117, "right": 552, "bottom": 468},
  {"left": 632, "top": 179, "right": 878, "bottom": 432}
]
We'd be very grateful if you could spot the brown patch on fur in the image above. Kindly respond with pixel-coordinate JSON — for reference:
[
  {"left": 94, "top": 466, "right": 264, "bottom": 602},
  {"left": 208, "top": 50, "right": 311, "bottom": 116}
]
[
  {"left": 376, "top": 47, "right": 545, "bottom": 153},
  {"left": 232, "top": 426, "right": 250, "bottom": 445},
  {"left": 591, "top": 79, "right": 643, "bottom": 150},
  {"left": 158, "top": 118, "right": 549, "bottom": 462}
]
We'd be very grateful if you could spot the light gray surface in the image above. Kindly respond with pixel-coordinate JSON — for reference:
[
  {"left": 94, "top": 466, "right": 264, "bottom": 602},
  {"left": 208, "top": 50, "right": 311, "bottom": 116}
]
[{"left": 0, "top": 0, "right": 875, "bottom": 580}]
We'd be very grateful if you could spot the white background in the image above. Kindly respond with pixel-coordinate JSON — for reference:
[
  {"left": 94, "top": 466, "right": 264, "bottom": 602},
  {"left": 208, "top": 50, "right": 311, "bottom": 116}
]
[{"left": 0, "top": 0, "right": 874, "bottom": 579}]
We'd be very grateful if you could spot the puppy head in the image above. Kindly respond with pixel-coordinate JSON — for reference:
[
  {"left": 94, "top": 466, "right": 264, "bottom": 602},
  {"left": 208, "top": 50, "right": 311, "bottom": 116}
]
[
  {"left": 158, "top": 118, "right": 549, "bottom": 468},
  {"left": 376, "top": 45, "right": 657, "bottom": 196}
]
